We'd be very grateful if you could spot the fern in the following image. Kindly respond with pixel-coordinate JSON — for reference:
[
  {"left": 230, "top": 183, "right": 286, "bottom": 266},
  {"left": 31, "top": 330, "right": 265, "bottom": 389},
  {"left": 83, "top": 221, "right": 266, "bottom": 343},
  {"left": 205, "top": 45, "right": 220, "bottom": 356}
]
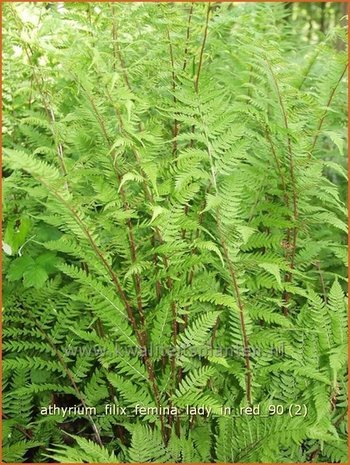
[{"left": 3, "top": 2, "right": 347, "bottom": 463}]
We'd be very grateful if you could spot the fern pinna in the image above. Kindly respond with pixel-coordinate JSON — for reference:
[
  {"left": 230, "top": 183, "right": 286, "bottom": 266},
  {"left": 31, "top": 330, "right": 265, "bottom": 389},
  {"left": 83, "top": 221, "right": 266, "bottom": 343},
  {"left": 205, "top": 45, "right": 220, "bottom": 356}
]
[{"left": 2, "top": 2, "right": 348, "bottom": 463}]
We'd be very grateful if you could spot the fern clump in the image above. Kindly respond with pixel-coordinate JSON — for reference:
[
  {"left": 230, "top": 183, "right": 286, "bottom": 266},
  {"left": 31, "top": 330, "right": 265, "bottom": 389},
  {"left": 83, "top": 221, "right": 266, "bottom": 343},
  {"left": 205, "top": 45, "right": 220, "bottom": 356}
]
[{"left": 2, "top": 2, "right": 347, "bottom": 463}]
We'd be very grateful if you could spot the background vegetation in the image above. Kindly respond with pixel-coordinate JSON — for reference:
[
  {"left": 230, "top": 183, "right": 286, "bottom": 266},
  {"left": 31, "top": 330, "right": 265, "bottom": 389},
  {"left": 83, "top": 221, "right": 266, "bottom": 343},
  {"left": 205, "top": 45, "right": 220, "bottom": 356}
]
[{"left": 2, "top": 2, "right": 348, "bottom": 463}]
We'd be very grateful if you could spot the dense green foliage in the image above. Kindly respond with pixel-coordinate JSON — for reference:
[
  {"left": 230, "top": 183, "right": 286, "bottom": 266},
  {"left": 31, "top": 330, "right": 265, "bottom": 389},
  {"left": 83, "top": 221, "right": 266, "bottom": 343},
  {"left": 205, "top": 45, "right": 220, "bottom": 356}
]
[{"left": 2, "top": 2, "right": 348, "bottom": 463}]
